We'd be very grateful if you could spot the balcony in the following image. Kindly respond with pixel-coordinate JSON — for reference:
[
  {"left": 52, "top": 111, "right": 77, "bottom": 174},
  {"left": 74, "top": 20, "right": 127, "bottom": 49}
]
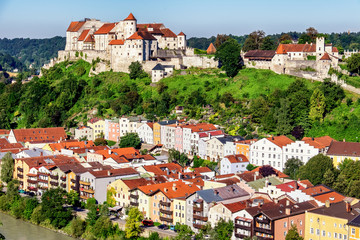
[
  {"left": 17, "top": 167, "right": 23, "bottom": 172},
  {"left": 193, "top": 206, "right": 203, "bottom": 212},
  {"left": 27, "top": 179, "right": 38, "bottom": 184},
  {"left": 80, "top": 195, "right": 90, "bottom": 200},
  {"left": 235, "top": 233, "right": 250, "bottom": 239},
  {"left": 256, "top": 236, "right": 273, "bottom": 240},
  {"left": 254, "top": 227, "right": 273, "bottom": 235},
  {"left": 60, "top": 176, "right": 66, "bottom": 181},
  {"left": 235, "top": 224, "right": 251, "bottom": 231},
  {"left": 50, "top": 181, "right": 58, "bottom": 186},
  {"left": 130, "top": 194, "right": 139, "bottom": 199},
  {"left": 38, "top": 178, "right": 48, "bottom": 183},
  {"left": 60, "top": 183, "right": 66, "bottom": 188},
  {"left": 18, "top": 173, "right": 23, "bottom": 179},
  {"left": 79, "top": 180, "right": 90, "bottom": 185},
  {"left": 71, "top": 185, "right": 77, "bottom": 191},
  {"left": 160, "top": 201, "right": 171, "bottom": 207},
  {"left": 50, "top": 175, "right": 58, "bottom": 180},
  {"left": 160, "top": 216, "right": 173, "bottom": 223},
  {"left": 130, "top": 202, "right": 139, "bottom": 207},
  {"left": 82, "top": 188, "right": 94, "bottom": 193},
  {"left": 28, "top": 187, "right": 37, "bottom": 191},
  {"left": 160, "top": 208, "right": 173, "bottom": 215},
  {"left": 193, "top": 223, "right": 205, "bottom": 229},
  {"left": 193, "top": 214, "right": 208, "bottom": 221},
  {"left": 39, "top": 185, "right": 48, "bottom": 190},
  {"left": 71, "top": 179, "right": 76, "bottom": 184},
  {"left": 256, "top": 218, "right": 270, "bottom": 224}
]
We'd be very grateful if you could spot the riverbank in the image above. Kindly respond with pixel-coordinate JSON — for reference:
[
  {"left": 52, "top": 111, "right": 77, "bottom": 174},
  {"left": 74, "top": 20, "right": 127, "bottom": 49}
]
[{"left": 0, "top": 212, "right": 74, "bottom": 240}]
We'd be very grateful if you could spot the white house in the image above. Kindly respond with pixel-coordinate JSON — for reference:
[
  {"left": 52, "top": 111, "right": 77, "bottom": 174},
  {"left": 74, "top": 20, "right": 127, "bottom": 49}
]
[
  {"left": 136, "top": 122, "right": 154, "bottom": 144},
  {"left": 75, "top": 126, "right": 94, "bottom": 141},
  {"left": 151, "top": 64, "right": 174, "bottom": 83},
  {"left": 119, "top": 116, "right": 147, "bottom": 137},
  {"left": 220, "top": 154, "right": 249, "bottom": 175},
  {"left": 249, "top": 136, "right": 294, "bottom": 171}
]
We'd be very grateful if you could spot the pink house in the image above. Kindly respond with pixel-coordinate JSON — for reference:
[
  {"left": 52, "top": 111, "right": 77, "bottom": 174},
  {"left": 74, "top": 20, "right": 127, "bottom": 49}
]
[
  {"left": 174, "top": 125, "right": 183, "bottom": 152},
  {"left": 106, "top": 120, "right": 120, "bottom": 142}
]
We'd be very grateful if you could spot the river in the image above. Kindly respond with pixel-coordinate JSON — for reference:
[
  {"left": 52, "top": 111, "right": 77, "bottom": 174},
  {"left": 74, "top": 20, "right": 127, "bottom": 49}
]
[{"left": 0, "top": 212, "right": 74, "bottom": 240}]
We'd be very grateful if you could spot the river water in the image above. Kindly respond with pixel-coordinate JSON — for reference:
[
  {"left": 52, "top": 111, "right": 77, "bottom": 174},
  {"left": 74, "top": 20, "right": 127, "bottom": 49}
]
[{"left": 0, "top": 212, "right": 74, "bottom": 240}]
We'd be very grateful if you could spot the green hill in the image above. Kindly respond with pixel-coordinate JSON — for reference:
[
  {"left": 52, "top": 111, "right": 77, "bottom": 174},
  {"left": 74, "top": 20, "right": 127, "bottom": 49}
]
[{"left": 0, "top": 59, "right": 358, "bottom": 142}]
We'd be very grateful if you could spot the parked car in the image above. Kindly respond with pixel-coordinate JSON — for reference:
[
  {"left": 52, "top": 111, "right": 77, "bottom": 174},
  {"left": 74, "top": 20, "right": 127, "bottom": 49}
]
[
  {"left": 157, "top": 224, "right": 168, "bottom": 230},
  {"left": 169, "top": 225, "right": 176, "bottom": 231},
  {"left": 142, "top": 219, "right": 154, "bottom": 227}
]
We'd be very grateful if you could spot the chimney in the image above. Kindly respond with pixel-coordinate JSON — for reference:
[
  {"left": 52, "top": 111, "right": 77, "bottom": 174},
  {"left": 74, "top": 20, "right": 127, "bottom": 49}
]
[
  {"left": 272, "top": 136, "right": 274, "bottom": 140},
  {"left": 173, "top": 183, "right": 177, "bottom": 191},
  {"left": 107, "top": 170, "right": 111, "bottom": 176},
  {"left": 214, "top": 190, "right": 219, "bottom": 195},
  {"left": 346, "top": 202, "right": 351, "bottom": 213},
  {"left": 285, "top": 207, "right": 291, "bottom": 215},
  {"left": 265, "top": 179, "right": 269, "bottom": 188},
  {"left": 294, "top": 181, "right": 298, "bottom": 189},
  {"left": 108, "top": 150, "right": 112, "bottom": 155},
  {"left": 325, "top": 200, "right": 330, "bottom": 208},
  {"left": 164, "top": 188, "right": 168, "bottom": 192}
]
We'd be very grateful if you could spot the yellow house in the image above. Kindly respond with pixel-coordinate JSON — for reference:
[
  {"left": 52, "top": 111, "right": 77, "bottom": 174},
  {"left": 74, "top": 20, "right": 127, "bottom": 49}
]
[
  {"left": 349, "top": 215, "right": 360, "bottom": 240},
  {"left": 87, "top": 118, "right": 106, "bottom": 139},
  {"left": 153, "top": 122, "right": 161, "bottom": 145},
  {"left": 173, "top": 198, "right": 186, "bottom": 225},
  {"left": 235, "top": 139, "right": 257, "bottom": 158},
  {"left": 326, "top": 141, "right": 360, "bottom": 167},
  {"left": 305, "top": 201, "right": 360, "bottom": 240}
]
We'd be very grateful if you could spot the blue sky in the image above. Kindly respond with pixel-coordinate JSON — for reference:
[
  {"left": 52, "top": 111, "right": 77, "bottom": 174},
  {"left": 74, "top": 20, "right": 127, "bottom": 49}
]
[{"left": 0, "top": 0, "right": 360, "bottom": 39}]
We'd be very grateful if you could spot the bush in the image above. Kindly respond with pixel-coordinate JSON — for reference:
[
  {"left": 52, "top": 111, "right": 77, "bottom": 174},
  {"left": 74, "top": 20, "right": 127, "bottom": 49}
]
[
  {"left": 307, "top": 55, "right": 316, "bottom": 60},
  {"left": 69, "top": 218, "right": 86, "bottom": 238}
]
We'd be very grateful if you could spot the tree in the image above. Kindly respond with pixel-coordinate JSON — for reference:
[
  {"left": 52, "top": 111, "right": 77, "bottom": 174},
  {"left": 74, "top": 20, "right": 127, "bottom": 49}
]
[
  {"left": 346, "top": 53, "right": 360, "bottom": 74},
  {"left": 175, "top": 223, "right": 194, "bottom": 240},
  {"left": 215, "top": 38, "right": 242, "bottom": 78},
  {"left": 260, "top": 36, "right": 276, "bottom": 50},
  {"left": 23, "top": 198, "right": 39, "bottom": 220},
  {"left": 274, "top": 99, "right": 292, "bottom": 135},
  {"left": 119, "top": 133, "right": 141, "bottom": 149},
  {"left": 348, "top": 180, "right": 360, "bottom": 198},
  {"left": 0, "top": 152, "right": 14, "bottom": 183},
  {"left": 279, "top": 34, "right": 292, "bottom": 44},
  {"left": 125, "top": 207, "right": 143, "bottom": 239},
  {"left": 306, "top": 27, "right": 319, "bottom": 42},
  {"left": 67, "top": 190, "right": 80, "bottom": 206},
  {"left": 214, "top": 34, "right": 230, "bottom": 49},
  {"left": 86, "top": 205, "right": 99, "bottom": 226},
  {"left": 318, "top": 79, "right": 345, "bottom": 113},
  {"left": 291, "top": 126, "right": 305, "bottom": 140},
  {"left": 94, "top": 137, "right": 107, "bottom": 146},
  {"left": 246, "top": 164, "right": 257, "bottom": 171},
  {"left": 322, "top": 168, "right": 337, "bottom": 188},
  {"left": 298, "top": 34, "right": 312, "bottom": 44},
  {"left": 41, "top": 188, "right": 72, "bottom": 228},
  {"left": 69, "top": 217, "right": 85, "bottom": 238},
  {"left": 242, "top": 30, "right": 265, "bottom": 51},
  {"left": 0, "top": 220, "right": 4, "bottom": 240},
  {"left": 284, "top": 158, "right": 304, "bottom": 180},
  {"left": 309, "top": 88, "right": 326, "bottom": 122},
  {"left": 298, "top": 154, "right": 334, "bottom": 185},
  {"left": 215, "top": 219, "right": 234, "bottom": 240},
  {"left": 285, "top": 225, "right": 303, "bottom": 240},
  {"left": 129, "top": 61, "right": 147, "bottom": 79},
  {"left": 259, "top": 165, "right": 276, "bottom": 177}
]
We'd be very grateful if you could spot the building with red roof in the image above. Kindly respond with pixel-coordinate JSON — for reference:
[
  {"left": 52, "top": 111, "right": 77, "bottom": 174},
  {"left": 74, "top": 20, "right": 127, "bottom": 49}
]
[
  {"left": 221, "top": 154, "right": 250, "bottom": 175},
  {"left": 8, "top": 127, "right": 67, "bottom": 145}
]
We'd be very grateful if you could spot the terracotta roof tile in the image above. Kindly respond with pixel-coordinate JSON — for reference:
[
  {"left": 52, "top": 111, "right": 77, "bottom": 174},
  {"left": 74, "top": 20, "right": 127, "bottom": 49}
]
[
  {"left": 320, "top": 52, "right": 331, "bottom": 60},
  {"left": 312, "top": 191, "right": 345, "bottom": 204},
  {"left": 223, "top": 201, "right": 248, "bottom": 213},
  {"left": 244, "top": 50, "right": 275, "bottom": 60},
  {"left": 160, "top": 28, "right": 177, "bottom": 38},
  {"left": 127, "top": 31, "right": 157, "bottom": 40},
  {"left": 90, "top": 167, "right": 138, "bottom": 178},
  {"left": 267, "top": 135, "right": 294, "bottom": 148},
  {"left": 78, "top": 29, "right": 90, "bottom": 41},
  {"left": 137, "top": 180, "right": 199, "bottom": 199},
  {"left": 178, "top": 32, "right": 186, "bottom": 36},
  {"left": 49, "top": 140, "right": 95, "bottom": 151},
  {"left": 124, "top": 13, "right": 136, "bottom": 21},
  {"left": 67, "top": 21, "right": 85, "bottom": 32},
  {"left": 94, "top": 23, "right": 116, "bottom": 35},
  {"left": 302, "top": 185, "right": 332, "bottom": 196},
  {"left": 84, "top": 34, "right": 94, "bottom": 43},
  {"left": 224, "top": 154, "right": 249, "bottom": 164},
  {"left": 333, "top": 47, "right": 339, "bottom": 52},
  {"left": 109, "top": 40, "right": 125, "bottom": 45},
  {"left": 276, "top": 181, "right": 305, "bottom": 192},
  {"left": 207, "top": 43, "right": 216, "bottom": 54},
  {"left": 302, "top": 136, "right": 335, "bottom": 149},
  {"left": 276, "top": 43, "right": 317, "bottom": 54},
  {"left": 11, "top": 127, "right": 67, "bottom": 143}
]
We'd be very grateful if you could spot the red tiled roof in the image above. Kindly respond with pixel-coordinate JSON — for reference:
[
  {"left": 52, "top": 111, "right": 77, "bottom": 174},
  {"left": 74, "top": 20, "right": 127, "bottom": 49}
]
[
  {"left": 137, "top": 180, "right": 199, "bottom": 199},
  {"left": 124, "top": 13, "right": 136, "bottom": 21},
  {"left": 299, "top": 180, "right": 313, "bottom": 188},
  {"left": 88, "top": 118, "right": 103, "bottom": 124},
  {"left": 0, "top": 130, "right": 10, "bottom": 135},
  {"left": 67, "top": 21, "right": 85, "bottom": 32},
  {"left": 84, "top": 34, "right": 95, "bottom": 43},
  {"left": 210, "top": 130, "right": 224, "bottom": 136},
  {"left": 0, "top": 138, "right": 23, "bottom": 150},
  {"left": 333, "top": 47, "right": 339, "bottom": 52},
  {"left": 225, "top": 154, "right": 249, "bottom": 164},
  {"left": 214, "top": 173, "right": 235, "bottom": 179},
  {"left": 198, "top": 132, "right": 208, "bottom": 138},
  {"left": 122, "top": 178, "right": 155, "bottom": 190},
  {"left": 320, "top": 53, "right": 331, "bottom": 60},
  {"left": 11, "top": 127, "right": 67, "bottom": 143},
  {"left": 207, "top": 43, "right": 216, "bottom": 54},
  {"left": 223, "top": 201, "right": 247, "bottom": 213},
  {"left": 109, "top": 40, "right": 125, "bottom": 45},
  {"left": 302, "top": 185, "right": 332, "bottom": 196},
  {"left": 215, "top": 177, "right": 241, "bottom": 186},
  {"left": 182, "top": 123, "right": 218, "bottom": 133},
  {"left": 160, "top": 28, "right": 177, "bottom": 38},
  {"left": 94, "top": 23, "right": 116, "bottom": 35},
  {"left": 19, "top": 155, "right": 79, "bottom": 168},
  {"left": 276, "top": 43, "right": 317, "bottom": 54},
  {"left": 267, "top": 135, "right": 294, "bottom": 148},
  {"left": 276, "top": 181, "right": 305, "bottom": 192},
  {"left": 302, "top": 136, "right": 335, "bottom": 149},
  {"left": 137, "top": 23, "right": 164, "bottom": 30},
  {"left": 127, "top": 31, "right": 157, "bottom": 40},
  {"left": 178, "top": 32, "right": 186, "bottom": 36},
  {"left": 49, "top": 140, "right": 95, "bottom": 151},
  {"left": 312, "top": 191, "right": 345, "bottom": 204},
  {"left": 90, "top": 167, "right": 138, "bottom": 178},
  {"left": 78, "top": 29, "right": 90, "bottom": 41},
  {"left": 184, "top": 177, "right": 205, "bottom": 187},
  {"left": 193, "top": 166, "right": 213, "bottom": 174},
  {"left": 96, "top": 147, "right": 139, "bottom": 161},
  {"left": 147, "top": 122, "right": 154, "bottom": 129}
]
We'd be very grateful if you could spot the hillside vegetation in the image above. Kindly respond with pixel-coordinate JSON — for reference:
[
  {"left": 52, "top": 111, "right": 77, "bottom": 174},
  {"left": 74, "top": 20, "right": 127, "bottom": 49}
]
[{"left": 0, "top": 59, "right": 358, "bottom": 141}]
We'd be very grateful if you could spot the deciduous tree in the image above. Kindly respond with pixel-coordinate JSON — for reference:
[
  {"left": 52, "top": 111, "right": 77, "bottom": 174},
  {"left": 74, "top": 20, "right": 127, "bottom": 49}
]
[
  {"left": 0, "top": 152, "right": 14, "bottom": 183},
  {"left": 286, "top": 225, "right": 303, "bottom": 240},
  {"left": 309, "top": 88, "right": 326, "bottom": 122},
  {"left": 242, "top": 30, "right": 265, "bottom": 51},
  {"left": 125, "top": 207, "right": 143, "bottom": 239},
  {"left": 119, "top": 133, "right": 141, "bottom": 149},
  {"left": 284, "top": 158, "right": 303, "bottom": 180},
  {"left": 298, "top": 154, "right": 334, "bottom": 185},
  {"left": 215, "top": 38, "right": 242, "bottom": 78}
]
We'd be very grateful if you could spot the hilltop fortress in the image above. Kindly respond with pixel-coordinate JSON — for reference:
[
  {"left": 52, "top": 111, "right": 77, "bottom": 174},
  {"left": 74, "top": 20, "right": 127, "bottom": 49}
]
[{"left": 44, "top": 13, "right": 217, "bottom": 75}]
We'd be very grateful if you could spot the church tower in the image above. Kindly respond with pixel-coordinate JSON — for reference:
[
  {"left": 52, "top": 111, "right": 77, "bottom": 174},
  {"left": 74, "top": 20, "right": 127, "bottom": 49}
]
[
  {"left": 124, "top": 13, "right": 137, "bottom": 39},
  {"left": 316, "top": 37, "right": 325, "bottom": 60}
]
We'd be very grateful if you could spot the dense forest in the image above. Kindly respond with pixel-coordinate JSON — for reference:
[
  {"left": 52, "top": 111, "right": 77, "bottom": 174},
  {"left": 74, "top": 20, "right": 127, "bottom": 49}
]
[
  {"left": 0, "top": 59, "right": 358, "bottom": 142},
  {"left": 0, "top": 37, "right": 65, "bottom": 70},
  {"left": 188, "top": 30, "right": 360, "bottom": 53}
]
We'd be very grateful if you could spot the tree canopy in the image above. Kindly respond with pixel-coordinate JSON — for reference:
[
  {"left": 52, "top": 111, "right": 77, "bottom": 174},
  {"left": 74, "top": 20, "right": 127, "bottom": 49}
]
[
  {"left": 0, "top": 152, "right": 14, "bottom": 183},
  {"left": 119, "top": 133, "right": 141, "bottom": 149},
  {"left": 284, "top": 158, "right": 304, "bottom": 180},
  {"left": 215, "top": 38, "right": 242, "bottom": 78},
  {"left": 125, "top": 207, "right": 144, "bottom": 239},
  {"left": 298, "top": 154, "right": 334, "bottom": 185}
]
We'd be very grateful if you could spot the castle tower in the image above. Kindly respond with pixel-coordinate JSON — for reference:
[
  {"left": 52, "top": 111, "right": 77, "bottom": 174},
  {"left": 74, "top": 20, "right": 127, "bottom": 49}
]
[
  {"left": 316, "top": 37, "right": 325, "bottom": 60},
  {"left": 124, "top": 13, "right": 137, "bottom": 39},
  {"left": 177, "top": 32, "right": 186, "bottom": 50}
]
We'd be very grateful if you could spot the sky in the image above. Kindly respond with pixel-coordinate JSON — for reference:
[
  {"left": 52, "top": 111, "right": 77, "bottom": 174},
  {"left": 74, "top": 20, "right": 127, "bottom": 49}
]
[{"left": 0, "top": 0, "right": 360, "bottom": 39}]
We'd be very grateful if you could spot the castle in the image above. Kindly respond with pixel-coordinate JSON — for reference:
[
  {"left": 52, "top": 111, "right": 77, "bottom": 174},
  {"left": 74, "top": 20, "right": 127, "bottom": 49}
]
[
  {"left": 243, "top": 37, "right": 340, "bottom": 80},
  {"left": 44, "top": 13, "right": 218, "bottom": 78}
]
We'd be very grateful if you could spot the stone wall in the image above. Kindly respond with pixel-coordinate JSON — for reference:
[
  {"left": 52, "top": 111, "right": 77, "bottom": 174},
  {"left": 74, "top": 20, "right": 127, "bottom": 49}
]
[{"left": 182, "top": 56, "right": 218, "bottom": 68}]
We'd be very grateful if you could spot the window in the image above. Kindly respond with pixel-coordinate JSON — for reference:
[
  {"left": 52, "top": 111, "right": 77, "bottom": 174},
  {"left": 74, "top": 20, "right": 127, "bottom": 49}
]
[
  {"left": 322, "top": 230, "right": 326, "bottom": 236},
  {"left": 352, "top": 228, "right": 355, "bottom": 235},
  {"left": 334, "top": 233, "right": 338, "bottom": 238},
  {"left": 344, "top": 234, "right": 347, "bottom": 239},
  {"left": 316, "top": 229, "right": 320, "bottom": 235},
  {"left": 300, "top": 220, "right": 302, "bottom": 226},
  {"left": 310, "top": 228, "right": 314, "bottom": 234},
  {"left": 339, "top": 233, "right": 342, "bottom": 239},
  {"left": 284, "top": 222, "right": 287, "bottom": 228}
]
